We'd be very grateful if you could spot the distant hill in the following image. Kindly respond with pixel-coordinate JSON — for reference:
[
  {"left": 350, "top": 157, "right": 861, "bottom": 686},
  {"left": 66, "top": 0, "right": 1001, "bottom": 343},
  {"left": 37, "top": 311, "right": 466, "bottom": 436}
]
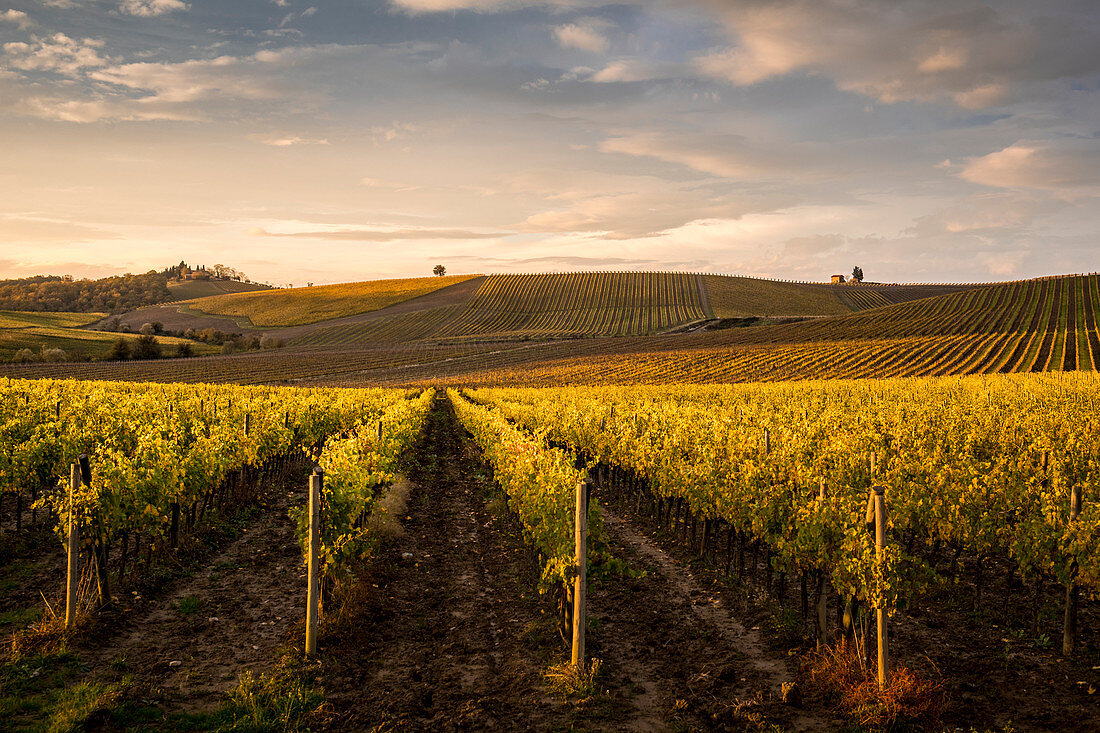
[
  {"left": 99, "top": 271, "right": 990, "bottom": 346},
  {"left": 0, "top": 272, "right": 172, "bottom": 313},
  {"left": 184, "top": 274, "right": 479, "bottom": 327},
  {"left": 166, "top": 279, "right": 271, "bottom": 301},
  {"left": 7, "top": 272, "right": 1093, "bottom": 386},
  {"left": 0, "top": 265, "right": 271, "bottom": 314}
]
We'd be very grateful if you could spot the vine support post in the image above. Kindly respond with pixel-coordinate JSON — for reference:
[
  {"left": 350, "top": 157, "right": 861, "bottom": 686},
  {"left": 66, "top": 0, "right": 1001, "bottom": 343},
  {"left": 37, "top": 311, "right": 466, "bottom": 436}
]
[
  {"left": 1063, "top": 484, "right": 1082, "bottom": 657},
  {"left": 873, "top": 486, "right": 889, "bottom": 688},
  {"left": 816, "top": 478, "right": 828, "bottom": 649},
  {"left": 306, "top": 467, "right": 322, "bottom": 657},
  {"left": 572, "top": 477, "right": 591, "bottom": 670},
  {"left": 65, "top": 462, "right": 81, "bottom": 628}
]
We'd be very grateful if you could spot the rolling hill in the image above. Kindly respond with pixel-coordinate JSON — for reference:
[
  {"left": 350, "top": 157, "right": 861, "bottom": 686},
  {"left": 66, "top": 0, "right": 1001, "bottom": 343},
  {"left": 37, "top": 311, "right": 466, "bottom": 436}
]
[
  {"left": 97, "top": 271, "right": 987, "bottom": 348},
  {"left": 5, "top": 271, "right": 1085, "bottom": 386}
]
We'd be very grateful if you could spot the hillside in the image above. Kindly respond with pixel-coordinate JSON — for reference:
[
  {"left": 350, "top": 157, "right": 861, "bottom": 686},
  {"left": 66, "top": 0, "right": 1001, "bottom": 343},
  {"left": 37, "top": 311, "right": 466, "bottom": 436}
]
[
  {"left": 407, "top": 273, "right": 1099, "bottom": 384},
  {"left": 0, "top": 310, "right": 216, "bottom": 362},
  {"left": 185, "top": 274, "right": 480, "bottom": 327},
  {"left": 0, "top": 272, "right": 172, "bottom": 313},
  {"left": 97, "top": 271, "right": 987, "bottom": 346},
  {"left": 166, "top": 279, "right": 271, "bottom": 300},
  {"left": 9, "top": 270, "right": 1075, "bottom": 385}
]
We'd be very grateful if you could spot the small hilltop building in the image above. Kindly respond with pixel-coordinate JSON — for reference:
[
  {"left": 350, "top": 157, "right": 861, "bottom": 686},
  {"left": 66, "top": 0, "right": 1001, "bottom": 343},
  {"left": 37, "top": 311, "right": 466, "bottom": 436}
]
[{"left": 831, "top": 274, "right": 846, "bottom": 284}]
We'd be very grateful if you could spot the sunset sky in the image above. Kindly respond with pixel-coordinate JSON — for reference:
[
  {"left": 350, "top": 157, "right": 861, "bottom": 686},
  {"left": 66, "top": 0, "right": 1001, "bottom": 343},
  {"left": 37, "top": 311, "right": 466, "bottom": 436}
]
[{"left": 1, "top": 0, "right": 1098, "bottom": 286}]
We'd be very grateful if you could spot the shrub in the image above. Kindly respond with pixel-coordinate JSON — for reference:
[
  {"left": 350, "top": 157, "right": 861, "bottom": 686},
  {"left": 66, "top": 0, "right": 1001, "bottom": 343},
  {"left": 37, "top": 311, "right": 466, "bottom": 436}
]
[
  {"left": 131, "top": 335, "right": 161, "bottom": 360},
  {"left": 13, "top": 348, "right": 36, "bottom": 363},
  {"left": 108, "top": 338, "right": 131, "bottom": 361},
  {"left": 260, "top": 334, "right": 285, "bottom": 349},
  {"left": 175, "top": 342, "right": 194, "bottom": 358},
  {"left": 40, "top": 347, "right": 67, "bottom": 363}
]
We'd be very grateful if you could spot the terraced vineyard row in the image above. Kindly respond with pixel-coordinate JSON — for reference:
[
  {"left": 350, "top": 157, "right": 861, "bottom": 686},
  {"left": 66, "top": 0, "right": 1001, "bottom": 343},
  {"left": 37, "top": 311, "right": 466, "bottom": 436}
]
[
  {"left": 292, "top": 272, "right": 710, "bottom": 345},
  {"left": 0, "top": 343, "right": 503, "bottom": 384},
  {"left": 287, "top": 273, "right": 981, "bottom": 347}
]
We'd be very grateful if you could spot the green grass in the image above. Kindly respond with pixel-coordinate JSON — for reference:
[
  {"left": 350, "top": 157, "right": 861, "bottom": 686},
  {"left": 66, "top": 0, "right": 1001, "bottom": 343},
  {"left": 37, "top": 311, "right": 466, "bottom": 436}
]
[
  {"left": 175, "top": 595, "right": 203, "bottom": 615},
  {"left": 0, "top": 326, "right": 217, "bottom": 362},
  {"left": 187, "top": 274, "right": 480, "bottom": 327},
  {"left": 0, "top": 652, "right": 128, "bottom": 733},
  {"left": 0, "top": 607, "right": 42, "bottom": 631},
  {"left": 0, "top": 311, "right": 105, "bottom": 329}
]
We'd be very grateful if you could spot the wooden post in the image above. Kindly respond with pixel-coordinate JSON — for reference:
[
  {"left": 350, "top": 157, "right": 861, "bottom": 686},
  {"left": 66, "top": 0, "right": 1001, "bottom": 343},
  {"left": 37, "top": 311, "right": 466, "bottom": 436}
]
[
  {"left": 65, "top": 463, "right": 80, "bottom": 628},
  {"left": 244, "top": 413, "right": 251, "bottom": 437},
  {"left": 572, "top": 477, "right": 591, "bottom": 669},
  {"left": 169, "top": 502, "right": 179, "bottom": 548},
  {"left": 816, "top": 478, "right": 828, "bottom": 648},
  {"left": 1063, "top": 484, "right": 1082, "bottom": 656},
  {"left": 764, "top": 429, "right": 771, "bottom": 455},
  {"left": 873, "top": 486, "right": 889, "bottom": 687},
  {"left": 306, "top": 467, "right": 322, "bottom": 657}
]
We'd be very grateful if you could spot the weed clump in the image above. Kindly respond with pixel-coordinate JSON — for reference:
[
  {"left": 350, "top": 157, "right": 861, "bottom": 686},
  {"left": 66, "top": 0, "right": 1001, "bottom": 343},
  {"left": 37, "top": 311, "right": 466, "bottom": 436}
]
[
  {"left": 543, "top": 658, "right": 603, "bottom": 701},
  {"left": 805, "top": 647, "right": 945, "bottom": 730}
]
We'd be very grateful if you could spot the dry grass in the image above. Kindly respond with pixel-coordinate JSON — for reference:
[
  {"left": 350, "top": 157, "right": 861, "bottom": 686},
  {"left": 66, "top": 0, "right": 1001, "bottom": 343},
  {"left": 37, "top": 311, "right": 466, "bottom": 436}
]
[
  {"left": 0, "top": 311, "right": 105, "bottom": 328},
  {"left": 543, "top": 658, "right": 603, "bottom": 700},
  {"left": 187, "top": 274, "right": 479, "bottom": 327},
  {"left": 365, "top": 477, "right": 414, "bottom": 542},
  {"left": 703, "top": 274, "right": 850, "bottom": 318},
  {"left": 804, "top": 646, "right": 945, "bottom": 730}
]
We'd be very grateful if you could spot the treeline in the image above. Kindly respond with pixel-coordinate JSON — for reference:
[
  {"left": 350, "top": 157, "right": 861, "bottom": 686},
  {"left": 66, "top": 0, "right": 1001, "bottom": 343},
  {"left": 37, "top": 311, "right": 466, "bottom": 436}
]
[
  {"left": 98, "top": 318, "right": 285, "bottom": 353},
  {"left": 0, "top": 272, "right": 171, "bottom": 313}
]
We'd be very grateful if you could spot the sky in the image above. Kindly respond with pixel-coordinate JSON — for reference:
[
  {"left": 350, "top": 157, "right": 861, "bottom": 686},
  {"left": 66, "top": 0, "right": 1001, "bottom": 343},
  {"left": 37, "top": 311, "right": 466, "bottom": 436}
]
[{"left": 1, "top": 0, "right": 1098, "bottom": 286}]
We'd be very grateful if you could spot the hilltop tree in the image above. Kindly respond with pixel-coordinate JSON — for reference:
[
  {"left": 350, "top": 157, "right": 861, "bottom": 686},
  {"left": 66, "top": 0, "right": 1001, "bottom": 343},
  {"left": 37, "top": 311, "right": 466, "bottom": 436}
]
[
  {"left": 433, "top": 264, "right": 446, "bottom": 277},
  {"left": 852, "top": 266, "right": 864, "bottom": 283}
]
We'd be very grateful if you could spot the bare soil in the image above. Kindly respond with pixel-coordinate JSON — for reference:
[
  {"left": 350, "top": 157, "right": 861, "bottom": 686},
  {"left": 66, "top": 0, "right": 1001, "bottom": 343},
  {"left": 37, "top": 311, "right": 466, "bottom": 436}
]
[
  {"left": 315, "top": 397, "right": 816, "bottom": 731},
  {"left": 76, "top": 477, "right": 307, "bottom": 713},
  {"left": 606, "top": 486, "right": 1100, "bottom": 732}
]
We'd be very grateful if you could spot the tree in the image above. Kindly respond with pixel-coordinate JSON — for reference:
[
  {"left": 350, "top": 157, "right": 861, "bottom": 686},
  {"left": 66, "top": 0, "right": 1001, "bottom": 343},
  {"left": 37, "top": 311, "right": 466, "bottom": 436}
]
[
  {"left": 132, "top": 335, "right": 161, "bottom": 360},
  {"left": 851, "top": 266, "right": 864, "bottom": 283},
  {"left": 433, "top": 264, "right": 446, "bottom": 277},
  {"left": 108, "top": 337, "right": 131, "bottom": 361}
]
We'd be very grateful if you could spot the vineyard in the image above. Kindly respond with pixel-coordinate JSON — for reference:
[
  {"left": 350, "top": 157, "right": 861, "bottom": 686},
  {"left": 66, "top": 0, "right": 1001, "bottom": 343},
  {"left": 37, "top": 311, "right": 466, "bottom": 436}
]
[
  {"left": 2, "top": 272, "right": 1091, "bottom": 388},
  {"left": 185, "top": 274, "right": 480, "bottom": 327},
  {"left": 0, "top": 373, "right": 1097, "bottom": 730}
]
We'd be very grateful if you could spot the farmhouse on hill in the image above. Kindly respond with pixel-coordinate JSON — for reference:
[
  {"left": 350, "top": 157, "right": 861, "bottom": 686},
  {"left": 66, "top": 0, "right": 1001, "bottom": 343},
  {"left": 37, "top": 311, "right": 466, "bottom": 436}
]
[{"left": 831, "top": 274, "right": 846, "bottom": 284}]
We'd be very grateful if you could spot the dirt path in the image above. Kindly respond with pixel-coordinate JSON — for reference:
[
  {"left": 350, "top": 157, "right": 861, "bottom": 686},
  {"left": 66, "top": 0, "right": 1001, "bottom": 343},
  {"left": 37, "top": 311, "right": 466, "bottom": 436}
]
[
  {"left": 317, "top": 397, "right": 570, "bottom": 731},
  {"left": 75, "top": 466, "right": 309, "bottom": 713},
  {"left": 318, "top": 398, "right": 823, "bottom": 731},
  {"left": 588, "top": 507, "right": 830, "bottom": 732}
]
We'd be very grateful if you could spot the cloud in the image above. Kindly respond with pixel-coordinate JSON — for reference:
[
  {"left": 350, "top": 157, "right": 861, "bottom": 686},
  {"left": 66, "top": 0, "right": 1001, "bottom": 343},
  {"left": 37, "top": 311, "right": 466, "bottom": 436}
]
[
  {"left": 88, "top": 47, "right": 331, "bottom": 105},
  {"left": 590, "top": 59, "right": 682, "bottom": 83},
  {"left": 11, "top": 96, "right": 198, "bottom": 122},
  {"left": 247, "top": 226, "right": 509, "bottom": 241},
  {"left": 0, "top": 9, "right": 34, "bottom": 29},
  {"left": 693, "top": 0, "right": 1100, "bottom": 109},
  {"left": 960, "top": 140, "right": 1100, "bottom": 190},
  {"left": 0, "top": 215, "right": 118, "bottom": 242},
  {"left": 119, "top": 0, "right": 189, "bottom": 17},
  {"left": 553, "top": 20, "right": 609, "bottom": 53},
  {"left": 3, "top": 33, "right": 107, "bottom": 75},
  {"left": 255, "top": 135, "right": 329, "bottom": 146},
  {"left": 599, "top": 130, "right": 788, "bottom": 178},
  {"left": 371, "top": 121, "right": 421, "bottom": 145},
  {"left": 389, "top": 0, "right": 598, "bottom": 13}
]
